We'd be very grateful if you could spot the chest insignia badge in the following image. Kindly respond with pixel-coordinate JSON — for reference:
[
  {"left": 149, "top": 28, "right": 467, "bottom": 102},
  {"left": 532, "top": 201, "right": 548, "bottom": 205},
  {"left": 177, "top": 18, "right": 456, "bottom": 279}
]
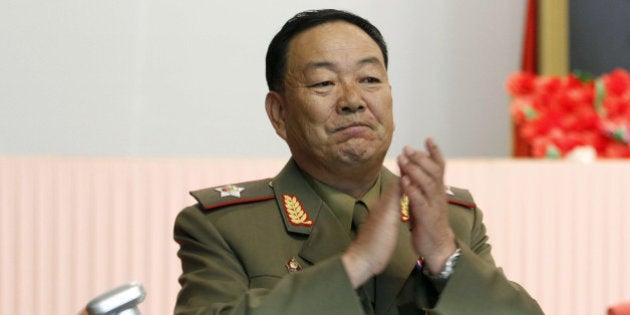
[
  {"left": 400, "top": 195, "right": 410, "bottom": 222},
  {"left": 286, "top": 257, "right": 303, "bottom": 272},
  {"left": 215, "top": 185, "right": 245, "bottom": 198},
  {"left": 282, "top": 194, "right": 314, "bottom": 227}
]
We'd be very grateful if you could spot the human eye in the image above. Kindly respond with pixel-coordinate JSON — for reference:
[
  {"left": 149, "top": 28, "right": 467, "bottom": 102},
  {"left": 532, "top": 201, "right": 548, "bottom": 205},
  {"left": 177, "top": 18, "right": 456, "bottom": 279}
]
[
  {"left": 360, "top": 77, "right": 382, "bottom": 84},
  {"left": 308, "top": 81, "right": 335, "bottom": 88}
]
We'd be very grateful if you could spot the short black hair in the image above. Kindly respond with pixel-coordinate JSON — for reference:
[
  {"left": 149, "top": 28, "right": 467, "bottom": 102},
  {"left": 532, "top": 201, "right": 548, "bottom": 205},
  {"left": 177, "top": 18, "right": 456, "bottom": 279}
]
[{"left": 265, "top": 9, "right": 388, "bottom": 92}]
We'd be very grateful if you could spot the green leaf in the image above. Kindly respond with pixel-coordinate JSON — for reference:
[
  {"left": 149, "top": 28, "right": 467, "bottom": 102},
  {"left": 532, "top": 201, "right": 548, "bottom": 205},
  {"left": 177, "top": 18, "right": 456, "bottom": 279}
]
[
  {"left": 573, "top": 69, "right": 593, "bottom": 83},
  {"left": 612, "top": 126, "right": 628, "bottom": 142},
  {"left": 546, "top": 145, "right": 562, "bottom": 159},
  {"left": 594, "top": 78, "right": 607, "bottom": 118},
  {"left": 523, "top": 105, "right": 539, "bottom": 121}
]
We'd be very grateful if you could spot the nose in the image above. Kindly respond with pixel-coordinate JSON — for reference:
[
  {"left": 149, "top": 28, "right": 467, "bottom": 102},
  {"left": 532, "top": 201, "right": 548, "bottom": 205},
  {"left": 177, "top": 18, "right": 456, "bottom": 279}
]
[{"left": 337, "top": 82, "right": 366, "bottom": 114}]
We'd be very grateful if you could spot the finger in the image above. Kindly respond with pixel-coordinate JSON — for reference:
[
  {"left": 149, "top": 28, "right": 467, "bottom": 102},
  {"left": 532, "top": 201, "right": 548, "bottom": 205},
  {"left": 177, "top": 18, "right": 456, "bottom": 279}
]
[
  {"left": 383, "top": 180, "right": 403, "bottom": 203},
  {"left": 375, "top": 181, "right": 403, "bottom": 221},
  {"left": 401, "top": 175, "right": 435, "bottom": 235},
  {"left": 398, "top": 153, "right": 441, "bottom": 197},
  {"left": 425, "top": 137, "right": 445, "bottom": 169},
  {"left": 357, "top": 181, "right": 402, "bottom": 238},
  {"left": 400, "top": 174, "right": 429, "bottom": 208},
  {"left": 399, "top": 164, "right": 432, "bottom": 199},
  {"left": 348, "top": 181, "right": 402, "bottom": 278},
  {"left": 402, "top": 145, "right": 427, "bottom": 166},
  {"left": 402, "top": 146, "right": 442, "bottom": 181}
]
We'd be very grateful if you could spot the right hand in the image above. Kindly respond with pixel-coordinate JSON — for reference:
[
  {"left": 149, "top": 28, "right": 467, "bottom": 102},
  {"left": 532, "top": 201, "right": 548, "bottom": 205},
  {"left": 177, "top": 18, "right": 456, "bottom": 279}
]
[{"left": 341, "top": 182, "right": 402, "bottom": 288}]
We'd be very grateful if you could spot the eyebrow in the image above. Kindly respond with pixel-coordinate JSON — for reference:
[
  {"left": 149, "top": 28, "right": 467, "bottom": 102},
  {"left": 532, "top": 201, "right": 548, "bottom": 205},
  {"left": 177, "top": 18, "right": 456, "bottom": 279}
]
[
  {"left": 356, "top": 57, "right": 383, "bottom": 67},
  {"left": 304, "top": 56, "right": 383, "bottom": 72}
]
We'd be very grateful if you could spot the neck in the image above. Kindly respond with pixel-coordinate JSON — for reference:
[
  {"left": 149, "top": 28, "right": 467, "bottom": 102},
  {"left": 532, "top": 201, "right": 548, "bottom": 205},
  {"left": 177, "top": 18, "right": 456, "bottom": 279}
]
[{"left": 296, "top": 158, "right": 382, "bottom": 199}]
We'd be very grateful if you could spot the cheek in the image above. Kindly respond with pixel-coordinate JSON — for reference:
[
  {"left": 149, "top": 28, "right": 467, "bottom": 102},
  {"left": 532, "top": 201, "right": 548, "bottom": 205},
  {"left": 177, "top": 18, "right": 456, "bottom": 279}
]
[
  {"left": 370, "top": 94, "right": 394, "bottom": 123},
  {"left": 285, "top": 105, "right": 320, "bottom": 138},
  {"left": 288, "top": 110, "right": 333, "bottom": 147},
  {"left": 291, "top": 96, "right": 334, "bottom": 125}
]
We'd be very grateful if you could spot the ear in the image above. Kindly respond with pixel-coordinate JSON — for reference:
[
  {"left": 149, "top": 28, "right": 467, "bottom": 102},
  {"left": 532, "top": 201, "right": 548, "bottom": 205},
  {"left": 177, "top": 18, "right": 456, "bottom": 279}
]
[{"left": 265, "top": 91, "right": 288, "bottom": 141}]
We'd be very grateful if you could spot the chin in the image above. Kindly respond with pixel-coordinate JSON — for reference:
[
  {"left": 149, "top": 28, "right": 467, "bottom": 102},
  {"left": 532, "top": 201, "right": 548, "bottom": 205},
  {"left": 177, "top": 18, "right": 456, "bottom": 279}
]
[{"left": 337, "top": 146, "right": 385, "bottom": 166}]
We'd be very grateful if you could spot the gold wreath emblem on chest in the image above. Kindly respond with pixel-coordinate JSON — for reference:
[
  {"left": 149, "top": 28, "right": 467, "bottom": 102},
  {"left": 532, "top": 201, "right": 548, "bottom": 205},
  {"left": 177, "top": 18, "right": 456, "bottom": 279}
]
[{"left": 282, "top": 194, "right": 314, "bottom": 227}]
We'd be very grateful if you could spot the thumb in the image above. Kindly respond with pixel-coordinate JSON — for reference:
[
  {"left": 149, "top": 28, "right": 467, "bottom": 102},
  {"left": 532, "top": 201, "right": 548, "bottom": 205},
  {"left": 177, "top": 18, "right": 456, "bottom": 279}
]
[{"left": 363, "top": 181, "right": 402, "bottom": 229}]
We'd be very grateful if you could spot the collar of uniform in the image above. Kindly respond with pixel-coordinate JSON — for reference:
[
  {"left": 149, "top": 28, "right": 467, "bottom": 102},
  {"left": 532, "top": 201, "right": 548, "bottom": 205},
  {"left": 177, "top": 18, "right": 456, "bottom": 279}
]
[
  {"left": 303, "top": 172, "right": 381, "bottom": 231},
  {"left": 360, "top": 175, "right": 382, "bottom": 210},
  {"left": 271, "top": 159, "right": 383, "bottom": 232},
  {"left": 303, "top": 169, "right": 382, "bottom": 207},
  {"left": 270, "top": 159, "right": 325, "bottom": 235},
  {"left": 271, "top": 159, "right": 354, "bottom": 264},
  {"left": 303, "top": 174, "right": 355, "bottom": 232}
]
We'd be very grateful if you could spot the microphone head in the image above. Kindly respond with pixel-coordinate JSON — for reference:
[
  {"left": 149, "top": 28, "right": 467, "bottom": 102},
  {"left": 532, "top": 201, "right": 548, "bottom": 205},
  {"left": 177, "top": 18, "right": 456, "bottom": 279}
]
[{"left": 85, "top": 282, "right": 146, "bottom": 315}]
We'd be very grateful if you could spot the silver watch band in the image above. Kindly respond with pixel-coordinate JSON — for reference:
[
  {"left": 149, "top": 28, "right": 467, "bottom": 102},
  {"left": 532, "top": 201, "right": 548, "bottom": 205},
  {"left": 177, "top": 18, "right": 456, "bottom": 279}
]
[{"left": 422, "top": 248, "right": 461, "bottom": 280}]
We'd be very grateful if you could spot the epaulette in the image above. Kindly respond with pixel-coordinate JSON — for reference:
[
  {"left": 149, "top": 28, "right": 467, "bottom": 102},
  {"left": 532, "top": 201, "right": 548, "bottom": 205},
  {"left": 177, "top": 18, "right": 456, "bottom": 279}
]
[
  {"left": 446, "top": 186, "right": 476, "bottom": 209},
  {"left": 190, "top": 178, "right": 275, "bottom": 211}
]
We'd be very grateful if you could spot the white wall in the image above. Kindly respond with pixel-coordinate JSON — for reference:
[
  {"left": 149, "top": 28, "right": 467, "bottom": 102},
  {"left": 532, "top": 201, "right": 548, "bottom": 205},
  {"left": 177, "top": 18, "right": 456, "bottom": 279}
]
[{"left": 0, "top": 0, "right": 526, "bottom": 158}]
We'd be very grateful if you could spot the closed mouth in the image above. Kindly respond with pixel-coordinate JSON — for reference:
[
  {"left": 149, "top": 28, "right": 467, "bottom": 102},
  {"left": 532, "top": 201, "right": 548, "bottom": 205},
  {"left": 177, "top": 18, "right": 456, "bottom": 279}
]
[{"left": 333, "top": 122, "right": 372, "bottom": 133}]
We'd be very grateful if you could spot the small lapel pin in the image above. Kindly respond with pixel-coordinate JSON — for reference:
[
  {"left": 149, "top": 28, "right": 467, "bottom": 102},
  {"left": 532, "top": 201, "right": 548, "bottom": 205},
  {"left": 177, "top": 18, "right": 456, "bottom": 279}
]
[
  {"left": 215, "top": 184, "right": 245, "bottom": 198},
  {"left": 286, "top": 257, "right": 302, "bottom": 272}
]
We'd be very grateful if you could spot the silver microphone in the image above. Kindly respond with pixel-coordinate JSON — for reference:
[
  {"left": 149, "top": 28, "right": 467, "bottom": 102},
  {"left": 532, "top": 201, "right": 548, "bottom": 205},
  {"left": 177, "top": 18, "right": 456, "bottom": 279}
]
[{"left": 85, "top": 282, "right": 146, "bottom": 315}]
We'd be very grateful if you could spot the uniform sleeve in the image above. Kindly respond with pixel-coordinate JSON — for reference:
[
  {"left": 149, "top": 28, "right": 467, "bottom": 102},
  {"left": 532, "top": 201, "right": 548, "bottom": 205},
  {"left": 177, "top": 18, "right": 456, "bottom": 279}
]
[
  {"left": 173, "top": 206, "right": 366, "bottom": 315},
  {"left": 420, "top": 207, "right": 545, "bottom": 315}
]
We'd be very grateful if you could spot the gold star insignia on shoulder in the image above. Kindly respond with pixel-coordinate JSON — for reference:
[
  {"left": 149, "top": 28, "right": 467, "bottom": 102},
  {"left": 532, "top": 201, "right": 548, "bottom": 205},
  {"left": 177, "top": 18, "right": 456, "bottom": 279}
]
[
  {"left": 215, "top": 184, "right": 245, "bottom": 198},
  {"left": 445, "top": 186, "right": 455, "bottom": 196},
  {"left": 286, "top": 257, "right": 302, "bottom": 272}
]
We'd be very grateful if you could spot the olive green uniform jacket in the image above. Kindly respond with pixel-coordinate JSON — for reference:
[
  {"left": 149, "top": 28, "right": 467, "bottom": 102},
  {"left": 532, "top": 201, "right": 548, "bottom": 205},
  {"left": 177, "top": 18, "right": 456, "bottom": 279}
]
[{"left": 174, "top": 159, "right": 544, "bottom": 315}]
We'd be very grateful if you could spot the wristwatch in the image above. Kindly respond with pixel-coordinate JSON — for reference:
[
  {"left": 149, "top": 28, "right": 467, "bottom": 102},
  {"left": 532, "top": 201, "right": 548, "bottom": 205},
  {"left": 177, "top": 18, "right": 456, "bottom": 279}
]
[{"left": 422, "top": 248, "right": 461, "bottom": 280}]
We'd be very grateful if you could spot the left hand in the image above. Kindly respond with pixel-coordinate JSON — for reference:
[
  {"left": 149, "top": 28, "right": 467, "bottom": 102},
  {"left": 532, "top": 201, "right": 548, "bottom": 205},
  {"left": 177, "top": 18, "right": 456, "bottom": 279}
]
[{"left": 397, "top": 138, "right": 457, "bottom": 274}]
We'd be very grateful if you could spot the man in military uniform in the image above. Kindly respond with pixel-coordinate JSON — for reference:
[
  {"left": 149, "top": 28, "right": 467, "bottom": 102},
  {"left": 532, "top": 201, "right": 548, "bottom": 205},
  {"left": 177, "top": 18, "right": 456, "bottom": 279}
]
[{"left": 174, "top": 9, "right": 544, "bottom": 315}]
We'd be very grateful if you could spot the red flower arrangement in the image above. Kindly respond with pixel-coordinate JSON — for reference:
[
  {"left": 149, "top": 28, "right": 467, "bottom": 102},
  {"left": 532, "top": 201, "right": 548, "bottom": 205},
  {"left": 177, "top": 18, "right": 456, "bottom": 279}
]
[{"left": 506, "top": 68, "right": 630, "bottom": 158}]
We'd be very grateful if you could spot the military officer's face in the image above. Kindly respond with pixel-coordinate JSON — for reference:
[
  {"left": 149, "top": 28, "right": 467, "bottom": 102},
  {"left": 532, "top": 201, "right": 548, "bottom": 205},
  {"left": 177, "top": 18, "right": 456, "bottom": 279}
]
[{"left": 267, "top": 21, "right": 394, "bottom": 172}]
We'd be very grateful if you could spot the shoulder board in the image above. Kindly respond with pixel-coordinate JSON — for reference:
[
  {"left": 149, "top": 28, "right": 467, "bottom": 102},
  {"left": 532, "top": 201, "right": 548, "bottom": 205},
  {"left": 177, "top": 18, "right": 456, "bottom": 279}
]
[
  {"left": 446, "top": 186, "right": 476, "bottom": 209},
  {"left": 190, "top": 178, "right": 275, "bottom": 211}
]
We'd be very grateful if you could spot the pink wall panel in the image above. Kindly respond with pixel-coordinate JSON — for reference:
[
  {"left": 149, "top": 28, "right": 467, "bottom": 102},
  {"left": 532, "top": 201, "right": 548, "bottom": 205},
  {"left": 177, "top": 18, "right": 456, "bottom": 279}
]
[
  {"left": 443, "top": 159, "right": 630, "bottom": 315},
  {"left": 1, "top": 157, "right": 629, "bottom": 314}
]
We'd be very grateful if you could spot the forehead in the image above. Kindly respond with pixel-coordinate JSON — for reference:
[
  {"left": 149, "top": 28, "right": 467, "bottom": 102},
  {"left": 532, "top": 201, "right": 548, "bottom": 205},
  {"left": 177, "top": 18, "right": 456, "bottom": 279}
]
[{"left": 286, "top": 21, "right": 385, "bottom": 70}]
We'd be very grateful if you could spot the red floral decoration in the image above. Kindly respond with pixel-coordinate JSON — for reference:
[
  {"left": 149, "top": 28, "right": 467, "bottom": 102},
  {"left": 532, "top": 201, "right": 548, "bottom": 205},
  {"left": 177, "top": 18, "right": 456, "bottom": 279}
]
[{"left": 506, "top": 68, "right": 630, "bottom": 158}]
